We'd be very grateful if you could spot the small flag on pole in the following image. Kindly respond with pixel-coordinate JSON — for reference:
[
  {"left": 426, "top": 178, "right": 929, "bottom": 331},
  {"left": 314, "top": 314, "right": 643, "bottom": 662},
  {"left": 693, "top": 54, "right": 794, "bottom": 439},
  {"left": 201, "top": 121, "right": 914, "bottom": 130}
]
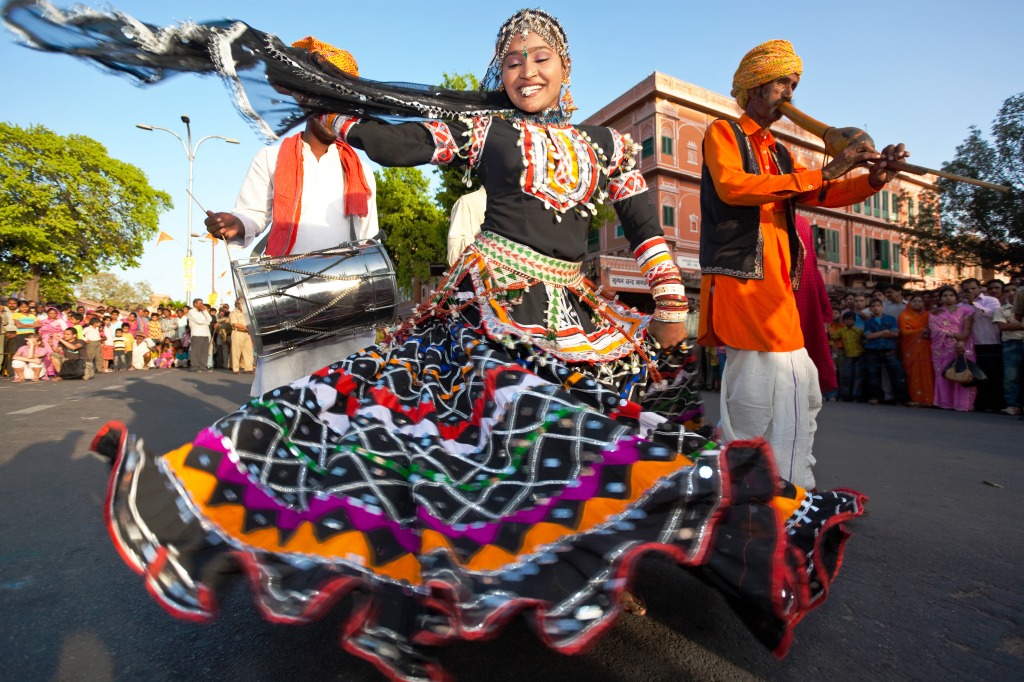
[{"left": 155, "top": 231, "right": 174, "bottom": 245}]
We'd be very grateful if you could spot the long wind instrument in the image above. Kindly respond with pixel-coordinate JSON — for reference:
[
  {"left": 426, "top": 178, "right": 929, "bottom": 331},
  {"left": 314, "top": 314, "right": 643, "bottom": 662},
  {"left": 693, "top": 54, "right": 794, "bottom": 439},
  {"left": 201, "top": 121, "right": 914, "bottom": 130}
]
[{"left": 776, "top": 102, "right": 1010, "bottom": 193}]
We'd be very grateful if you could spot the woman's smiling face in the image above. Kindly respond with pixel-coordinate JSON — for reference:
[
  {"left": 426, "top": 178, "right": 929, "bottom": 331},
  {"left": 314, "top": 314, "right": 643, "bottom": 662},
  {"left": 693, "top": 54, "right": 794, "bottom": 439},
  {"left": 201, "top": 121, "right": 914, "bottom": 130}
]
[{"left": 501, "top": 32, "right": 564, "bottom": 114}]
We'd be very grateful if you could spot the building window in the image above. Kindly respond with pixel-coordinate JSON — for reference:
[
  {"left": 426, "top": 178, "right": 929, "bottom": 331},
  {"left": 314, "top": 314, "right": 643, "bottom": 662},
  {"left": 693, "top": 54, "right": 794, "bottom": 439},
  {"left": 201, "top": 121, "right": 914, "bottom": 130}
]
[
  {"left": 814, "top": 226, "right": 840, "bottom": 263},
  {"left": 908, "top": 247, "right": 916, "bottom": 275},
  {"left": 661, "top": 135, "right": 673, "bottom": 155},
  {"left": 892, "top": 243, "right": 902, "bottom": 272},
  {"left": 891, "top": 195, "right": 901, "bottom": 221},
  {"left": 853, "top": 201, "right": 861, "bottom": 213},
  {"left": 908, "top": 198, "right": 915, "bottom": 219},
  {"left": 812, "top": 225, "right": 827, "bottom": 259},
  {"left": 686, "top": 141, "right": 697, "bottom": 165},
  {"left": 869, "top": 238, "right": 890, "bottom": 270},
  {"left": 641, "top": 137, "right": 654, "bottom": 158},
  {"left": 863, "top": 198, "right": 872, "bottom": 216},
  {"left": 615, "top": 224, "right": 624, "bottom": 238},
  {"left": 662, "top": 205, "right": 675, "bottom": 227},
  {"left": 872, "top": 193, "right": 880, "bottom": 217},
  {"left": 882, "top": 191, "right": 890, "bottom": 220},
  {"left": 827, "top": 229, "right": 840, "bottom": 263},
  {"left": 689, "top": 213, "right": 699, "bottom": 232},
  {"left": 854, "top": 235, "right": 863, "bottom": 266},
  {"left": 587, "top": 229, "right": 600, "bottom": 253}
]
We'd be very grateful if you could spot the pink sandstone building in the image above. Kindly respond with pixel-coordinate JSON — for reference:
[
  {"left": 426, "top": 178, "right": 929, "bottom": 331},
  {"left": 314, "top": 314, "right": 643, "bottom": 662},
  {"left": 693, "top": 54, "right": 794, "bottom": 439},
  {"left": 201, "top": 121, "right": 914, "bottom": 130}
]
[{"left": 582, "top": 72, "right": 977, "bottom": 304}]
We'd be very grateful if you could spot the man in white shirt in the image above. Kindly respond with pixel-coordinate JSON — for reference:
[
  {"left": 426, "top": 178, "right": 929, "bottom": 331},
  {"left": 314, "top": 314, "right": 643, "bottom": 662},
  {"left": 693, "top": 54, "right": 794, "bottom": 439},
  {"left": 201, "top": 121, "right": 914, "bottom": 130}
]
[
  {"left": 204, "top": 38, "right": 379, "bottom": 396},
  {"left": 961, "top": 277, "right": 1004, "bottom": 411},
  {"left": 186, "top": 299, "right": 213, "bottom": 372},
  {"left": 447, "top": 188, "right": 486, "bottom": 266},
  {"left": 881, "top": 284, "right": 907, "bottom": 319},
  {"left": 994, "top": 283, "right": 1023, "bottom": 415}
]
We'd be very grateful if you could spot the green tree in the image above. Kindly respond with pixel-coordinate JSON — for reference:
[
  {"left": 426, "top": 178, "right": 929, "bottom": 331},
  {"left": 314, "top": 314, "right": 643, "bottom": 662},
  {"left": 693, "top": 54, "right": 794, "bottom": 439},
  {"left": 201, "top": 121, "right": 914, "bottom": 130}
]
[
  {"left": 374, "top": 167, "right": 446, "bottom": 289},
  {"left": 901, "top": 92, "right": 1024, "bottom": 271},
  {"left": 77, "top": 272, "right": 154, "bottom": 310},
  {"left": 435, "top": 72, "right": 482, "bottom": 216},
  {"left": 0, "top": 123, "right": 172, "bottom": 300}
]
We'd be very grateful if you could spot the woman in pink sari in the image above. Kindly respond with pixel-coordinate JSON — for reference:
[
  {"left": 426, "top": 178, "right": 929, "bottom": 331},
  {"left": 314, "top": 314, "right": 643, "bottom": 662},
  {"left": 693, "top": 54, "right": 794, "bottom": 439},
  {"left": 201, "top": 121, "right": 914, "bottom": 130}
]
[
  {"left": 929, "top": 286, "right": 975, "bottom": 411},
  {"left": 38, "top": 306, "right": 68, "bottom": 377}
]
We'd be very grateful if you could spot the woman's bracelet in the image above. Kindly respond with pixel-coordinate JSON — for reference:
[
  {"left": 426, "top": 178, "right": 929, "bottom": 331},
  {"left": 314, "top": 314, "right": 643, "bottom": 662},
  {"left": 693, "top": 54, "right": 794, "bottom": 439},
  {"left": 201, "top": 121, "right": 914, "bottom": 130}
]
[{"left": 652, "top": 307, "right": 688, "bottom": 323}]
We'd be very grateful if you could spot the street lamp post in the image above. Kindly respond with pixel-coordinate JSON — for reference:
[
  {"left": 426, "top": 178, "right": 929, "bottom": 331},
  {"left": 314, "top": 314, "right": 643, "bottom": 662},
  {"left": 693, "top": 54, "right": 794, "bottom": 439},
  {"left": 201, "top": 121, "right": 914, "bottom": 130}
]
[{"left": 136, "top": 115, "right": 239, "bottom": 302}]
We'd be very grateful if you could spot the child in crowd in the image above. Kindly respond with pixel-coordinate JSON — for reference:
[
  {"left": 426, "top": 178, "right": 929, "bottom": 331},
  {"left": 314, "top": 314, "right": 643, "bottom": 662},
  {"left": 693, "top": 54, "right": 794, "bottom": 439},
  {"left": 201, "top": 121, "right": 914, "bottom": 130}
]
[
  {"left": 173, "top": 340, "right": 189, "bottom": 368},
  {"left": 102, "top": 315, "right": 116, "bottom": 372},
  {"left": 156, "top": 341, "right": 175, "bottom": 368},
  {"left": 112, "top": 328, "right": 127, "bottom": 371},
  {"left": 833, "top": 311, "right": 866, "bottom": 402}
]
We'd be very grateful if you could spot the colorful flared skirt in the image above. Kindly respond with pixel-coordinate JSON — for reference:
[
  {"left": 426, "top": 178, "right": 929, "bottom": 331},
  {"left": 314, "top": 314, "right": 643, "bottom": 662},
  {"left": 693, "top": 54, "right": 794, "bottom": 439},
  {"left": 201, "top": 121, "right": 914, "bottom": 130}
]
[{"left": 98, "top": 312, "right": 865, "bottom": 681}]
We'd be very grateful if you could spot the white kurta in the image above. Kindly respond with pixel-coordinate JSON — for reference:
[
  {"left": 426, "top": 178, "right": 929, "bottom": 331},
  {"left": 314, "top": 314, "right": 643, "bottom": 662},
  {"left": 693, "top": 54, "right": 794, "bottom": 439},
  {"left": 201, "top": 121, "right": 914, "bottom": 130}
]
[{"left": 229, "top": 138, "right": 380, "bottom": 396}]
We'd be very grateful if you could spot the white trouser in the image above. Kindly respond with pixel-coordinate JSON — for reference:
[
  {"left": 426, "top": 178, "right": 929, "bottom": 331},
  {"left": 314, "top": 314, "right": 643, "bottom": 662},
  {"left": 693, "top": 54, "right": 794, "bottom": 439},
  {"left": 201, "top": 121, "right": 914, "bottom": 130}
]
[
  {"left": 12, "top": 359, "right": 43, "bottom": 380},
  {"left": 720, "top": 347, "right": 821, "bottom": 489}
]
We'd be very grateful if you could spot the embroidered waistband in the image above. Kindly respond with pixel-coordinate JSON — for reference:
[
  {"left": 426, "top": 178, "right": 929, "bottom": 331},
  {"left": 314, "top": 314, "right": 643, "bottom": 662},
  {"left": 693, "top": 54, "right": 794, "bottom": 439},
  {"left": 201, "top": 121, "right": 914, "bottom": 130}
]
[{"left": 474, "top": 231, "right": 584, "bottom": 288}]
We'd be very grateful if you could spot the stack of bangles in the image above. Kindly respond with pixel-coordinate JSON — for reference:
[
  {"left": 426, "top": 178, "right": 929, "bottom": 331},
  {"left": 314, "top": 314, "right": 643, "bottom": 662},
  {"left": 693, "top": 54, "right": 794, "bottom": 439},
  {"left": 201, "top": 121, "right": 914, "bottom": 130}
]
[{"left": 634, "top": 237, "right": 688, "bottom": 323}]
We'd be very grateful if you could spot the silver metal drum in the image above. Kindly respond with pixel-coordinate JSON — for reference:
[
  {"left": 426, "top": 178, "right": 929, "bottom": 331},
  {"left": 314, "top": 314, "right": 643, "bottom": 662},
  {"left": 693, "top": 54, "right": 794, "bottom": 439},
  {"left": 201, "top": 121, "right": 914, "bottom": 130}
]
[{"left": 231, "top": 241, "right": 397, "bottom": 358}]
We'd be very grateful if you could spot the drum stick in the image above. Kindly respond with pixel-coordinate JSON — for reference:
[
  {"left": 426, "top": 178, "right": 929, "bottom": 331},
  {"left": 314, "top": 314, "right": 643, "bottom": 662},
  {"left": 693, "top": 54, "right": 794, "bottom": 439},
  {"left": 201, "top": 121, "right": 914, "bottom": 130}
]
[{"left": 185, "top": 188, "right": 235, "bottom": 265}]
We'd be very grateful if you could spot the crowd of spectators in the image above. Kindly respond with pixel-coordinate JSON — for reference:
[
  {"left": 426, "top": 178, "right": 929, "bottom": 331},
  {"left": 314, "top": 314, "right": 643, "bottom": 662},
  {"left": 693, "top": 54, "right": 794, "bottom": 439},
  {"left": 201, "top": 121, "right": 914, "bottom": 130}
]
[
  {"left": 686, "top": 276, "right": 1024, "bottom": 416},
  {"left": 1, "top": 297, "right": 254, "bottom": 383},
  {"left": 7, "top": 277, "right": 1022, "bottom": 418}
]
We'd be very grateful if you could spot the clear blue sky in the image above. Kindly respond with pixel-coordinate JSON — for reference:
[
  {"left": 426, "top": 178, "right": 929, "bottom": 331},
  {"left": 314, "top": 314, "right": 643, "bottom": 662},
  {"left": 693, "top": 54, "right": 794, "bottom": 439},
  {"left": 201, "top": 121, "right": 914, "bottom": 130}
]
[{"left": 3, "top": 0, "right": 1022, "bottom": 301}]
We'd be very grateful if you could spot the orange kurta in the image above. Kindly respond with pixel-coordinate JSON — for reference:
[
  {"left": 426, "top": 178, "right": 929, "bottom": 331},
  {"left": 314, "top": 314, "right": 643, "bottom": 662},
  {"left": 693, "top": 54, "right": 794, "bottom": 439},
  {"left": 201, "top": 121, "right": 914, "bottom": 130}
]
[
  {"left": 699, "top": 114, "right": 878, "bottom": 352},
  {"left": 898, "top": 307, "right": 935, "bottom": 405}
]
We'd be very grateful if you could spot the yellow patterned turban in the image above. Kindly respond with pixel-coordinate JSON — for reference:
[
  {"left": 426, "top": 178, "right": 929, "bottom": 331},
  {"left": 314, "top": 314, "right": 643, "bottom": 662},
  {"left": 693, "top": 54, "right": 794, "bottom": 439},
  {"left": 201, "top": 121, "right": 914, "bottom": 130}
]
[
  {"left": 731, "top": 39, "right": 802, "bottom": 108},
  {"left": 291, "top": 36, "right": 359, "bottom": 77}
]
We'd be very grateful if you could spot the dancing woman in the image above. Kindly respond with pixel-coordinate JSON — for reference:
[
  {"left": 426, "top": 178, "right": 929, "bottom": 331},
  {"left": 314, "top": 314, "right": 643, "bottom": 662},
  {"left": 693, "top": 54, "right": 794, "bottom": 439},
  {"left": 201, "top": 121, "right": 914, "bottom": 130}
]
[{"left": 6, "top": 4, "right": 865, "bottom": 680}]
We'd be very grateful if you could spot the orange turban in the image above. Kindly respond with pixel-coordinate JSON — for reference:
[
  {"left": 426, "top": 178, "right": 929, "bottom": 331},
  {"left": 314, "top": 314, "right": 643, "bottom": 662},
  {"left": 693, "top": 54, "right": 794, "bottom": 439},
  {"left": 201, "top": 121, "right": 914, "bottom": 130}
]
[
  {"left": 731, "top": 39, "right": 802, "bottom": 108},
  {"left": 291, "top": 36, "right": 359, "bottom": 77}
]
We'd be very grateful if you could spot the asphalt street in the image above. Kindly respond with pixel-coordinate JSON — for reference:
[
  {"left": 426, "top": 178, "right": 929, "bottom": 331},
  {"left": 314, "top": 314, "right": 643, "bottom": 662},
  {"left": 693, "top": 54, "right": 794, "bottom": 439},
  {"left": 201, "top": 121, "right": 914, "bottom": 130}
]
[{"left": 1, "top": 368, "right": 1021, "bottom": 681}]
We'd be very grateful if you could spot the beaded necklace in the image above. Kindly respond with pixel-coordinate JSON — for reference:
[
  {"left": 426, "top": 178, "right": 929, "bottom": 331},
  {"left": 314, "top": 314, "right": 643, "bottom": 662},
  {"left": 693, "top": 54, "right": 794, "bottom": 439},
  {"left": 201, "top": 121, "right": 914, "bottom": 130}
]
[{"left": 497, "top": 106, "right": 568, "bottom": 127}]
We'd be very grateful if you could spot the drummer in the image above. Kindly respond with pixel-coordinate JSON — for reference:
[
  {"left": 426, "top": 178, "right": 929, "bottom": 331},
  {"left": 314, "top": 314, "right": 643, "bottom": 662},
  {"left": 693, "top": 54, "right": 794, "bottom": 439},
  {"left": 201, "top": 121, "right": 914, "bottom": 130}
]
[{"left": 205, "top": 37, "right": 379, "bottom": 396}]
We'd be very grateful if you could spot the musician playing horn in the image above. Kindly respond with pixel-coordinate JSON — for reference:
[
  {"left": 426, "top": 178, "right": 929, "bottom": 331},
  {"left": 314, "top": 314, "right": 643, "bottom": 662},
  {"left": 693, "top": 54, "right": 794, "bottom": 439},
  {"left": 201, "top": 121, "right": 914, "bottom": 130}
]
[
  {"left": 698, "top": 39, "right": 908, "bottom": 490},
  {"left": 205, "top": 37, "right": 379, "bottom": 396}
]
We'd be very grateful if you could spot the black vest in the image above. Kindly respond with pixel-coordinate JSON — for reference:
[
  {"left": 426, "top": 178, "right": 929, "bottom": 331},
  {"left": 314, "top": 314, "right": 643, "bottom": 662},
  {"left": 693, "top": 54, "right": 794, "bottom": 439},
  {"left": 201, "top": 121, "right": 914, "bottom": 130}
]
[{"left": 699, "top": 119, "right": 803, "bottom": 286}]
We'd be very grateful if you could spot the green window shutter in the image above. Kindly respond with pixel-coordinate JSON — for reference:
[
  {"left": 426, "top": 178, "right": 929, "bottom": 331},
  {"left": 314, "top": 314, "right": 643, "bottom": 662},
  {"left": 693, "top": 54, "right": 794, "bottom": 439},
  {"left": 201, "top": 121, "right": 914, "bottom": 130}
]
[
  {"left": 641, "top": 137, "right": 654, "bottom": 158},
  {"left": 615, "top": 224, "right": 624, "bottom": 238},
  {"left": 661, "top": 136, "right": 673, "bottom": 155},
  {"left": 873, "top": 193, "right": 880, "bottom": 217},
  {"left": 829, "top": 230, "right": 840, "bottom": 262},
  {"left": 855, "top": 235, "right": 863, "bottom": 266},
  {"left": 881, "top": 241, "right": 891, "bottom": 270},
  {"left": 853, "top": 201, "right": 861, "bottom": 213},
  {"left": 864, "top": 198, "right": 872, "bottom": 216},
  {"left": 908, "top": 198, "right": 915, "bottom": 218},
  {"left": 908, "top": 248, "right": 916, "bottom": 274},
  {"left": 662, "top": 206, "right": 675, "bottom": 227},
  {"left": 882, "top": 191, "right": 890, "bottom": 220},
  {"left": 892, "top": 244, "right": 901, "bottom": 272},
  {"left": 891, "top": 195, "right": 901, "bottom": 221}
]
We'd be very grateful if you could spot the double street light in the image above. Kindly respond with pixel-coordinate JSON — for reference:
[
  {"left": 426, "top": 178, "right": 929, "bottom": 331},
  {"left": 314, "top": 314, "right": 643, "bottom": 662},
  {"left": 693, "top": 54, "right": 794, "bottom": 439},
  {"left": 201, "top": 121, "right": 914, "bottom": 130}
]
[{"left": 136, "top": 115, "right": 239, "bottom": 302}]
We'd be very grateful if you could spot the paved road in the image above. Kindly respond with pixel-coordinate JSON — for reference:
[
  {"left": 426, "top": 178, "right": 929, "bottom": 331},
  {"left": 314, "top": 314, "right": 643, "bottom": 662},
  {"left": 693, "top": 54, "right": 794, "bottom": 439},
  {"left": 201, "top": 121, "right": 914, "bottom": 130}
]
[{"left": 1, "top": 369, "right": 1021, "bottom": 681}]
